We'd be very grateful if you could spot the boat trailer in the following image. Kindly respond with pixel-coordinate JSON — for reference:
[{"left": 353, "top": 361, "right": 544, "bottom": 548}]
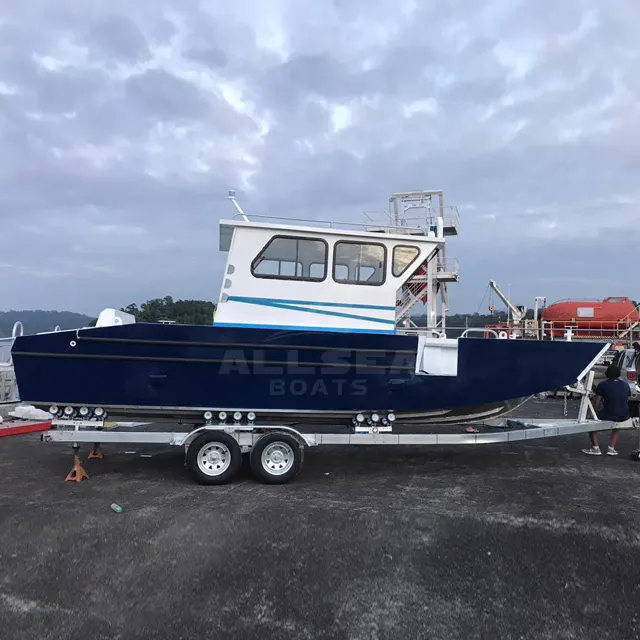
[{"left": 33, "top": 371, "right": 640, "bottom": 485}]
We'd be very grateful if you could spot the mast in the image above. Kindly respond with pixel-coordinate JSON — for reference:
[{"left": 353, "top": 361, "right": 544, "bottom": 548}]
[{"left": 227, "top": 190, "right": 249, "bottom": 222}]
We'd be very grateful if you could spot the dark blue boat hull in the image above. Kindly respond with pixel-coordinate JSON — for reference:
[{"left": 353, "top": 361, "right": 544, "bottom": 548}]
[{"left": 11, "top": 323, "right": 606, "bottom": 424}]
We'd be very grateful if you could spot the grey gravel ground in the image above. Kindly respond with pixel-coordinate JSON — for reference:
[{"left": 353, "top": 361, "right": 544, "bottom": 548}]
[{"left": 1, "top": 397, "right": 639, "bottom": 640}]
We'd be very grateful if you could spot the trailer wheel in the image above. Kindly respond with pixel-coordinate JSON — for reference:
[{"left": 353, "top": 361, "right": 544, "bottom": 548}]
[
  {"left": 186, "top": 432, "right": 242, "bottom": 485},
  {"left": 249, "top": 433, "right": 303, "bottom": 484}
]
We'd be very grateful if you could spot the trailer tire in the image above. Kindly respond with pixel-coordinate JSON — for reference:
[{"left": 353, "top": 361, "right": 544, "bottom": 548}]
[
  {"left": 249, "top": 433, "right": 303, "bottom": 484},
  {"left": 186, "top": 432, "right": 242, "bottom": 485}
]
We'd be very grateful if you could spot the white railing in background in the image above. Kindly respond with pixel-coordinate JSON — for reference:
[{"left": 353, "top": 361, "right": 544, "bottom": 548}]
[
  {"left": 406, "top": 258, "right": 460, "bottom": 281},
  {"left": 0, "top": 322, "right": 24, "bottom": 406}
]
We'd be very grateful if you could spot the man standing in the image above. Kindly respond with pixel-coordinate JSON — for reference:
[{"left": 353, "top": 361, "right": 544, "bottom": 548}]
[{"left": 582, "top": 365, "right": 632, "bottom": 456}]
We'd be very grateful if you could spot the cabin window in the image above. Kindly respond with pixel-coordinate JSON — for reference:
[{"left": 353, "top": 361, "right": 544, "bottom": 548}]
[
  {"left": 309, "top": 262, "right": 325, "bottom": 279},
  {"left": 333, "top": 241, "right": 386, "bottom": 286},
  {"left": 254, "top": 259, "right": 302, "bottom": 277},
  {"left": 392, "top": 245, "right": 420, "bottom": 277},
  {"left": 251, "top": 236, "right": 328, "bottom": 281},
  {"left": 334, "top": 264, "right": 349, "bottom": 280}
]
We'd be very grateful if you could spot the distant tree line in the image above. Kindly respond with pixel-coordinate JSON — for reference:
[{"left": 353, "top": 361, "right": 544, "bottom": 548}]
[
  {"left": 0, "top": 298, "right": 217, "bottom": 331},
  {"left": 413, "top": 311, "right": 510, "bottom": 327},
  {"left": 118, "top": 296, "right": 216, "bottom": 326},
  {"left": 0, "top": 305, "right": 517, "bottom": 336},
  {"left": 412, "top": 311, "right": 515, "bottom": 338},
  {"left": 18, "top": 298, "right": 630, "bottom": 336}
]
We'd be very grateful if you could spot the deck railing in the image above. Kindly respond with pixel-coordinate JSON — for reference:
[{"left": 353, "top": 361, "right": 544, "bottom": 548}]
[
  {"left": 232, "top": 212, "right": 439, "bottom": 236},
  {"left": 406, "top": 258, "right": 460, "bottom": 281},
  {"left": 397, "top": 207, "right": 460, "bottom": 233},
  {"left": 365, "top": 206, "right": 460, "bottom": 235},
  {"left": 541, "top": 320, "right": 640, "bottom": 342},
  {"left": 0, "top": 337, "right": 14, "bottom": 367},
  {"left": 0, "top": 337, "right": 18, "bottom": 405},
  {"left": 394, "top": 323, "right": 640, "bottom": 345}
]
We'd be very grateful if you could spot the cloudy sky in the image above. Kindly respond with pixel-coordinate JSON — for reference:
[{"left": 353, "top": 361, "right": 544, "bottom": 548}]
[{"left": 1, "top": 0, "right": 639, "bottom": 318}]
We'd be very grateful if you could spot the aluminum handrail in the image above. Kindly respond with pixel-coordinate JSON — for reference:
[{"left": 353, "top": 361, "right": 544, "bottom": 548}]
[
  {"left": 232, "top": 212, "right": 434, "bottom": 236},
  {"left": 461, "top": 328, "right": 499, "bottom": 338}
]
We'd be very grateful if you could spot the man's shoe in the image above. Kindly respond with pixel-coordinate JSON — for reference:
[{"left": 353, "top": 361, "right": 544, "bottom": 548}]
[
  {"left": 582, "top": 446, "right": 602, "bottom": 456},
  {"left": 607, "top": 446, "right": 618, "bottom": 456}
]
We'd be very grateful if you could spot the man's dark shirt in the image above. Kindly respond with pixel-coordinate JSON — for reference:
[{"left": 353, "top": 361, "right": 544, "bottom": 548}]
[{"left": 595, "top": 378, "right": 631, "bottom": 422}]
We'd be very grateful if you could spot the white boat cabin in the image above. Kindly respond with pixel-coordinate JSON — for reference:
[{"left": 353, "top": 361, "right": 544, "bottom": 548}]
[{"left": 214, "top": 217, "right": 444, "bottom": 334}]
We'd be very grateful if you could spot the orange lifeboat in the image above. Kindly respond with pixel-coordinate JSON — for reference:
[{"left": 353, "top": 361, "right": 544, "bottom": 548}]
[{"left": 542, "top": 297, "right": 639, "bottom": 338}]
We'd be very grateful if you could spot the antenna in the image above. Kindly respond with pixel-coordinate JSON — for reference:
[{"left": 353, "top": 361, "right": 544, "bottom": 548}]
[{"left": 227, "top": 190, "right": 249, "bottom": 222}]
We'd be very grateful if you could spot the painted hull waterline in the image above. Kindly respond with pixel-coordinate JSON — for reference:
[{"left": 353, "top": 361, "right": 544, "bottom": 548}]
[{"left": 11, "top": 323, "right": 607, "bottom": 426}]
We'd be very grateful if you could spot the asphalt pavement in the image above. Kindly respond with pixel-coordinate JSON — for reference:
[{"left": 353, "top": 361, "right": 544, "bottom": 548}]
[{"left": 1, "top": 397, "right": 639, "bottom": 640}]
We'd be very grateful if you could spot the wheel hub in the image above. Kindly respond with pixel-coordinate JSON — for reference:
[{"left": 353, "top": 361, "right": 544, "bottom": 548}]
[
  {"left": 207, "top": 451, "right": 222, "bottom": 465},
  {"left": 270, "top": 450, "right": 284, "bottom": 464},
  {"left": 261, "top": 442, "right": 294, "bottom": 475},
  {"left": 197, "top": 443, "right": 231, "bottom": 476}
]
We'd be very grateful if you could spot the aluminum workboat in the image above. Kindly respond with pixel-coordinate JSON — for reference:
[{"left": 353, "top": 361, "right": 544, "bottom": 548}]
[{"left": 11, "top": 190, "right": 609, "bottom": 427}]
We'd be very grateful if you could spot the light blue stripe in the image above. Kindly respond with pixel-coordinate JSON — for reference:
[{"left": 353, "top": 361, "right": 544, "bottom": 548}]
[
  {"left": 228, "top": 295, "right": 395, "bottom": 312},
  {"left": 227, "top": 296, "right": 396, "bottom": 325},
  {"left": 214, "top": 322, "right": 396, "bottom": 334}
]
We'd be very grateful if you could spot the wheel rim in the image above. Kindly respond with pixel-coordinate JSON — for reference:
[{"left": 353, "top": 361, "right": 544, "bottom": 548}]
[
  {"left": 197, "top": 442, "right": 232, "bottom": 476},
  {"left": 261, "top": 442, "right": 294, "bottom": 476}
]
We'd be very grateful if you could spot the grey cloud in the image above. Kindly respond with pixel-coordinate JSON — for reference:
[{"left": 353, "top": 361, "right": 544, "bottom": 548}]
[
  {"left": 187, "top": 47, "right": 229, "bottom": 69},
  {"left": 439, "top": 78, "right": 508, "bottom": 111},
  {"left": 498, "top": 1, "right": 599, "bottom": 41},
  {"left": 124, "top": 69, "right": 210, "bottom": 121},
  {"left": 263, "top": 55, "right": 354, "bottom": 103},
  {"left": 85, "top": 16, "right": 151, "bottom": 63},
  {"left": 34, "top": 68, "right": 113, "bottom": 114},
  {"left": 182, "top": 15, "right": 280, "bottom": 81},
  {"left": 147, "top": 17, "right": 179, "bottom": 44},
  {"left": 251, "top": 44, "right": 442, "bottom": 113},
  {"left": 117, "top": 69, "right": 257, "bottom": 137},
  {"left": 1, "top": 0, "right": 639, "bottom": 315},
  {"left": 0, "top": 44, "right": 113, "bottom": 118},
  {"left": 450, "top": 238, "right": 632, "bottom": 316}
]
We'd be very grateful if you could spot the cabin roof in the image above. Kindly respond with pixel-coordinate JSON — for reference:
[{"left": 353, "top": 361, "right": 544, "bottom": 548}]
[{"left": 218, "top": 218, "right": 445, "bottom": 252}]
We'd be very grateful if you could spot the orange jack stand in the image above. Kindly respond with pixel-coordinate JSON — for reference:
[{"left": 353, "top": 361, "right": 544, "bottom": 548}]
[
  {"left": 65, "top": 455, "right": 89, "bottom": 482},
  {"left": 88, "top": 443, "right": 104, "bottom": 459}
]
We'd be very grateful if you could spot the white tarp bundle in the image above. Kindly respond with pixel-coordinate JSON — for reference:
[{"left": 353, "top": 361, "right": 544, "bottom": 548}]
[{"left": 8, "top": 404, "right": 51, "bottom": 421}]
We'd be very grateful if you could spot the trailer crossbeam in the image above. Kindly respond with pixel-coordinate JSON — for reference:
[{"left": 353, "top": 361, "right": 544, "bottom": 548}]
[{"left": 42, "top": 417, "right": 624, "bottom": 448}]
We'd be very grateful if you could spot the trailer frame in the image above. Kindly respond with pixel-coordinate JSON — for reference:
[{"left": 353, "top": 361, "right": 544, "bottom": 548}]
[{"left": 37, "top": 371, "right": 640, "bottom": 484}]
